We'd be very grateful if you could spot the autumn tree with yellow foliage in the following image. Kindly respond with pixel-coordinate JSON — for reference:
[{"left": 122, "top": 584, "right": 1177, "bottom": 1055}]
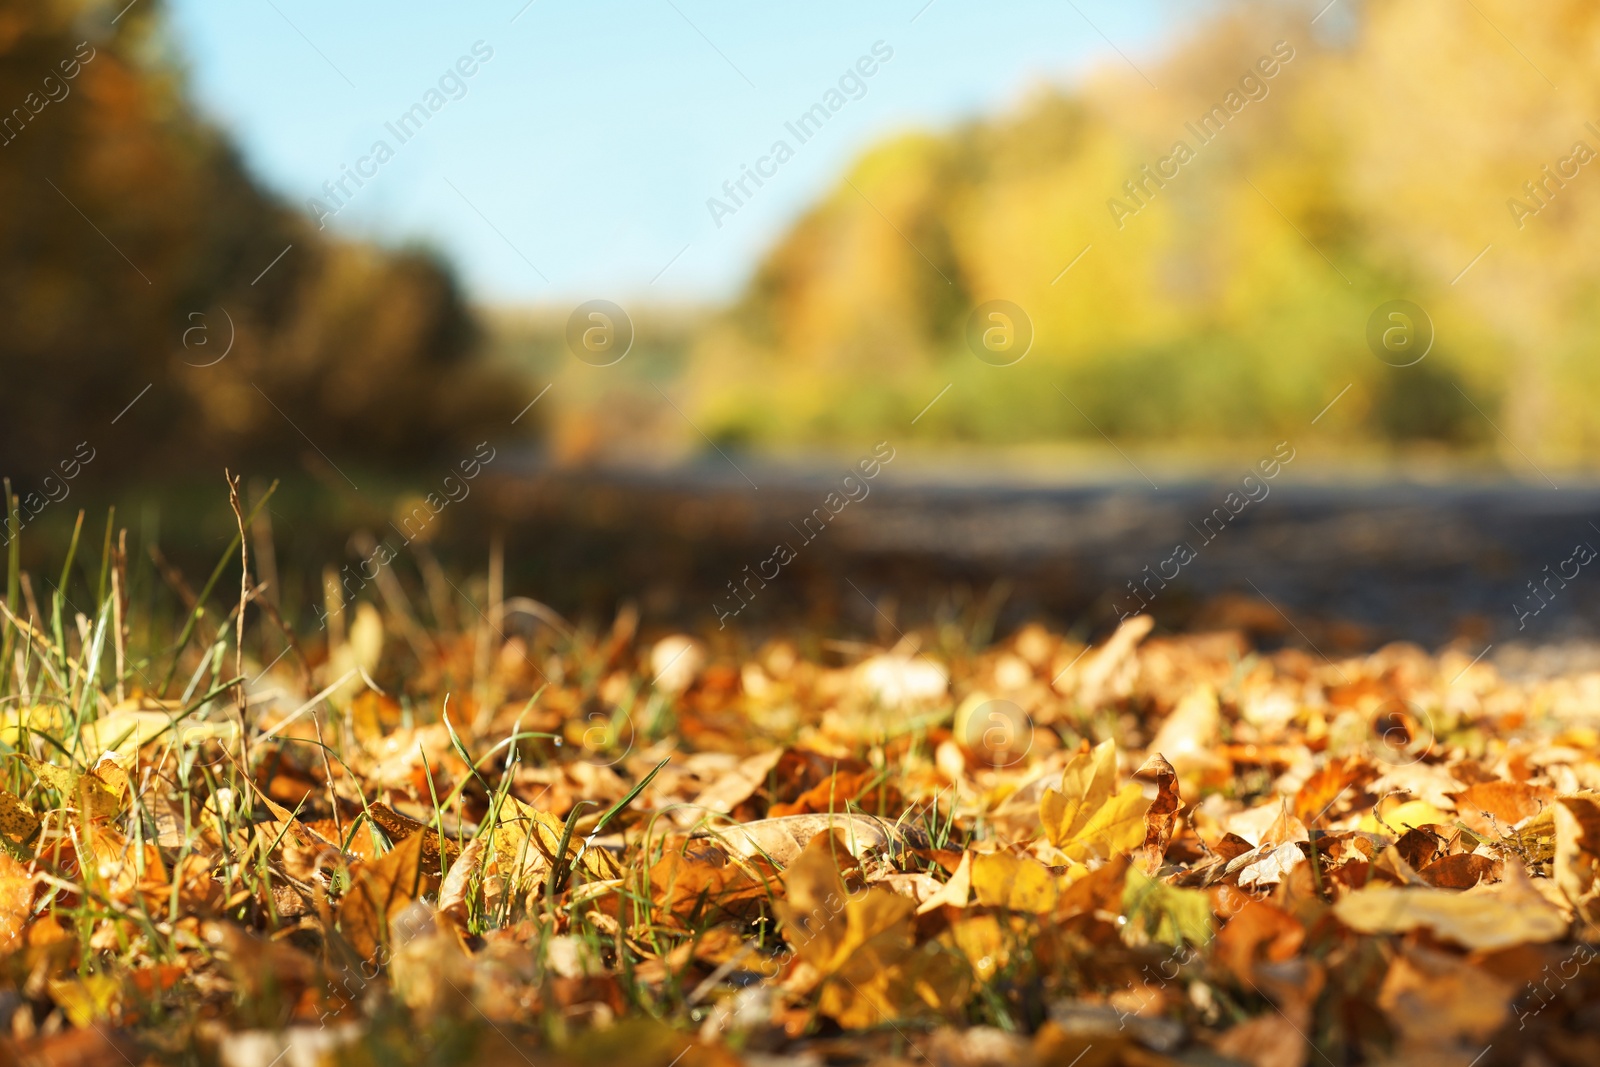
[{"left": 685, "top": 0, "right": 1600, "bottom": 468}]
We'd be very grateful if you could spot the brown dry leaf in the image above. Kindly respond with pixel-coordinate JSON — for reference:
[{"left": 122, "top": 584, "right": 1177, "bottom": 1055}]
[
  {"left": 769, "top": 769, "right": 902, "bottom": 818},
  {"left": 337, "top": 831, "right": 440, "bottom": 962},
  {"left": 1418, "top": 852, "right": 1500, "bottom": 889},
  {"left": 647, "top": 846, "right": 780, "bottom": 929},
  {"left": 256, "top": 792, "right": 346, "bottom": 884},
  {"left": 1215, "top": 900, "right": 1303, "bottom": 987},
  {"left": 78, "top": 822, "right": 163, "bottom": 902},
  {"left": 1040, "top": 740, "right": 1151, "bottom": 863},
  {"left": 438, "top": 834, "right": 487, "bottom": 925},
  {"left": 167, "top": 852, "right": 224, "bottom": 915},
  {"left": 1451, "top": 780, "right": 1551, "bottom": 837},
  {"left": 1136, "top": 752, "right": 1179, "bottom": 874},
  {"left": 1292, "top": 756, "right": 1366, "bottom": 827},
  {"left": 366, "top": 800, "right": 462, "bottom": 868},
  {"left": 1210, "top": 1014, "right": 1307, "bottom": 1067},
  {"left": 703, "top": 812, "right": 909, "bottom": 867},
  {"left": 1332, "top": 865, "right": 1568, "bottom": 950},
  {"left": 1056, "top": 853, "right": 1131, "bottom": 920},
  {"left": 969, "top": 851, "right": 1059, "bottom": 913},
  {"left": 203, "top": 922, "right": 322, "bottom": 1007},
  {"left": 1377, "top": 945, "right": 1513, "bottom": 1045},
  {"left": 1554, "top": 795, "right": 1600, "bottom": 913},
  {"left": 682, "top": 747, "right": 786, "bottom": 823}
]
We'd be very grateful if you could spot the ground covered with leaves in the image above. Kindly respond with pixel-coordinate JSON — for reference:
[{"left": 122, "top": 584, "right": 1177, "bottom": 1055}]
[{"left": 4, "top": 522, "right": 1600, "bottom": 1066}]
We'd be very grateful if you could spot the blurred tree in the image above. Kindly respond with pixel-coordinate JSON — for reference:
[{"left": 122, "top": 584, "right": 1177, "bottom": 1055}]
[
  {"left": 684, "top": 0, "right": 1600, "bottom": 468},
  {"left": 0, "top": 0, "right": 520, "bottom": 483}
]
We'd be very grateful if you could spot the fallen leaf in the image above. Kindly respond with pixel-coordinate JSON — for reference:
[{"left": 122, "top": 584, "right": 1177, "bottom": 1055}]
[
  {"left": 774, "top": 831, "right": 965, "bottom": 1027},
  {"left": 1554, "top": 796, "right": 1600, "bottom": 913},
  {"left": 0, "top": 850, "right": 34, "bottom": 954},
  {"left": 916, "top": 850, "right": 973, "bottom": 914},
  {"left": 1358, "top": 798, "right": 1451, "bottom": 837},
  {"left": 1215, "top": 900, "right": 1303, "bottom": 987},
  {"left": 1292, "top": 756, "right": 1366, "bottom": 827},
  {"left": 337, "top": 831, "right": 440, "bottom": 962},
  {"left": 970, "top": 851, "right": 1059, "bottom": 913},
  {"left": 18, "top": 754, "right": 123, "bottom": 820},
  {"left": 1451, "top": 780, "right": 1551, "bottom": 837},
  {"left": 438, "top": 834, "right": 487, "bottom": 925},
  {"left": 1332, "top": 866, "right": 1567, "bottom": 950},
  {"left": 682, "top": 748, "right": 786, "bottom": 823},
  {"left": 1418, "top": 852, "right": 1500, "bottom": 889},
  {"left": 647, "top": 846, "right": 779, "bottom": 929},
  {"left": 1378, "top": 945, "right": 1513, "bottom": 1044},
  {"left": 769, "top": 768, "right": 902, "bottom": 818},
  {"left": 1137, "top": 752, "right": 1179, "bottom": 873},
  {"left": 1067, "top": 613, "right": 1153, "bottom": 705},
  {"left": 1147, "top": 684, "right": 1227, "bottom": 787},
  {"left": 703, "top": 812, "right": 913, "bottom": 867},
  {"left": 1122, "top": 866, "right": 1212, "bottom": 950},
  {"left": 1041, "top": 740, "right": 1152, "bottom": 863},
  {"left": 366, "top": 800, "right": 462, "bottom": 868},
  {"left": 1235, "top": 842, "right": 1305, "bottom": 890},
  {"left": 1211, "top": 1013, "right": 1306, "bottom": 1067},
  {"left": 0, "top": 788, "right": 40, "bottom": 846}
]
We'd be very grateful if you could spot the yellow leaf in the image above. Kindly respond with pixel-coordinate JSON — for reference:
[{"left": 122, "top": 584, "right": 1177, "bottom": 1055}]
[
  {"left": 970, "top": 852, "right": 1058, "bottom": 913},
  {"left": 1332, "top": 867, "right": 1567, "bottom": 951},
  {"left": 1358, "top": 798, "right": 1449, "bottom": 836},
  {"left": 774, "top": 831, "right": 962, "bottom": 1028},
  {"left": 774, "top": 829, "right": 860, "bottom": 972},
  {"left": 1041, "top": 740, "right": 1119, "bottom": 845},
  {"left": 488, "top": 796, "right": 621, "bottom": 895},
  {"left": 1062, "top": 784, "right": 1153, "bottom": 863},
  {"left": 916, "top": 850, "right": 972, "bottom": 914},
  {"left": 948, "top": 914, "right": 1011, "bottom": 982},
  {"left": 1122, "top": 866, "right": 1212, "bottom": 949},
  {"left": 47, "top": 973, "right": 120, "bottom": 1029},
  {"left": 1039, "top": 742, "right": 1153, "bottom": 863},
  {"left": 0, "top": 789, "right": 39, "bottom": 846},
  {"left": 18, "top": 755, "right": 123, "bottom": 821}
]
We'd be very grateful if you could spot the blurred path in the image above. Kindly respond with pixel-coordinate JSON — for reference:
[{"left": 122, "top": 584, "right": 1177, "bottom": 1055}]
[{"left": 487, "top": 457, "right": 1600, "bottom": 654}]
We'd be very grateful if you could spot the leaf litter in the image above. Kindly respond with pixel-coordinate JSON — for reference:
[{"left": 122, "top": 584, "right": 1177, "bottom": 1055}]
[{"left": 3, "top": 524, "right": 1600, "bottom": 1065}]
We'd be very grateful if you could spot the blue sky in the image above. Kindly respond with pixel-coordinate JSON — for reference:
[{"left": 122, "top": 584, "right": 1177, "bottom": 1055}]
[{"left": 165, "top": 0, "right": 1191, "bottom": 305}]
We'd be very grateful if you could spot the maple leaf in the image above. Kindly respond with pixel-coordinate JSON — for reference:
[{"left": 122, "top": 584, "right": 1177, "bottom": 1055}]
[
  {"left": 970, "top": 851, "right": 1059, "bottom": 913},
  {"left": 1039, "top": 740, "right": 1151, "bottom": 863},
  {"left": 774, "top": 831, "right": 966, "bottom": 1028}
]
